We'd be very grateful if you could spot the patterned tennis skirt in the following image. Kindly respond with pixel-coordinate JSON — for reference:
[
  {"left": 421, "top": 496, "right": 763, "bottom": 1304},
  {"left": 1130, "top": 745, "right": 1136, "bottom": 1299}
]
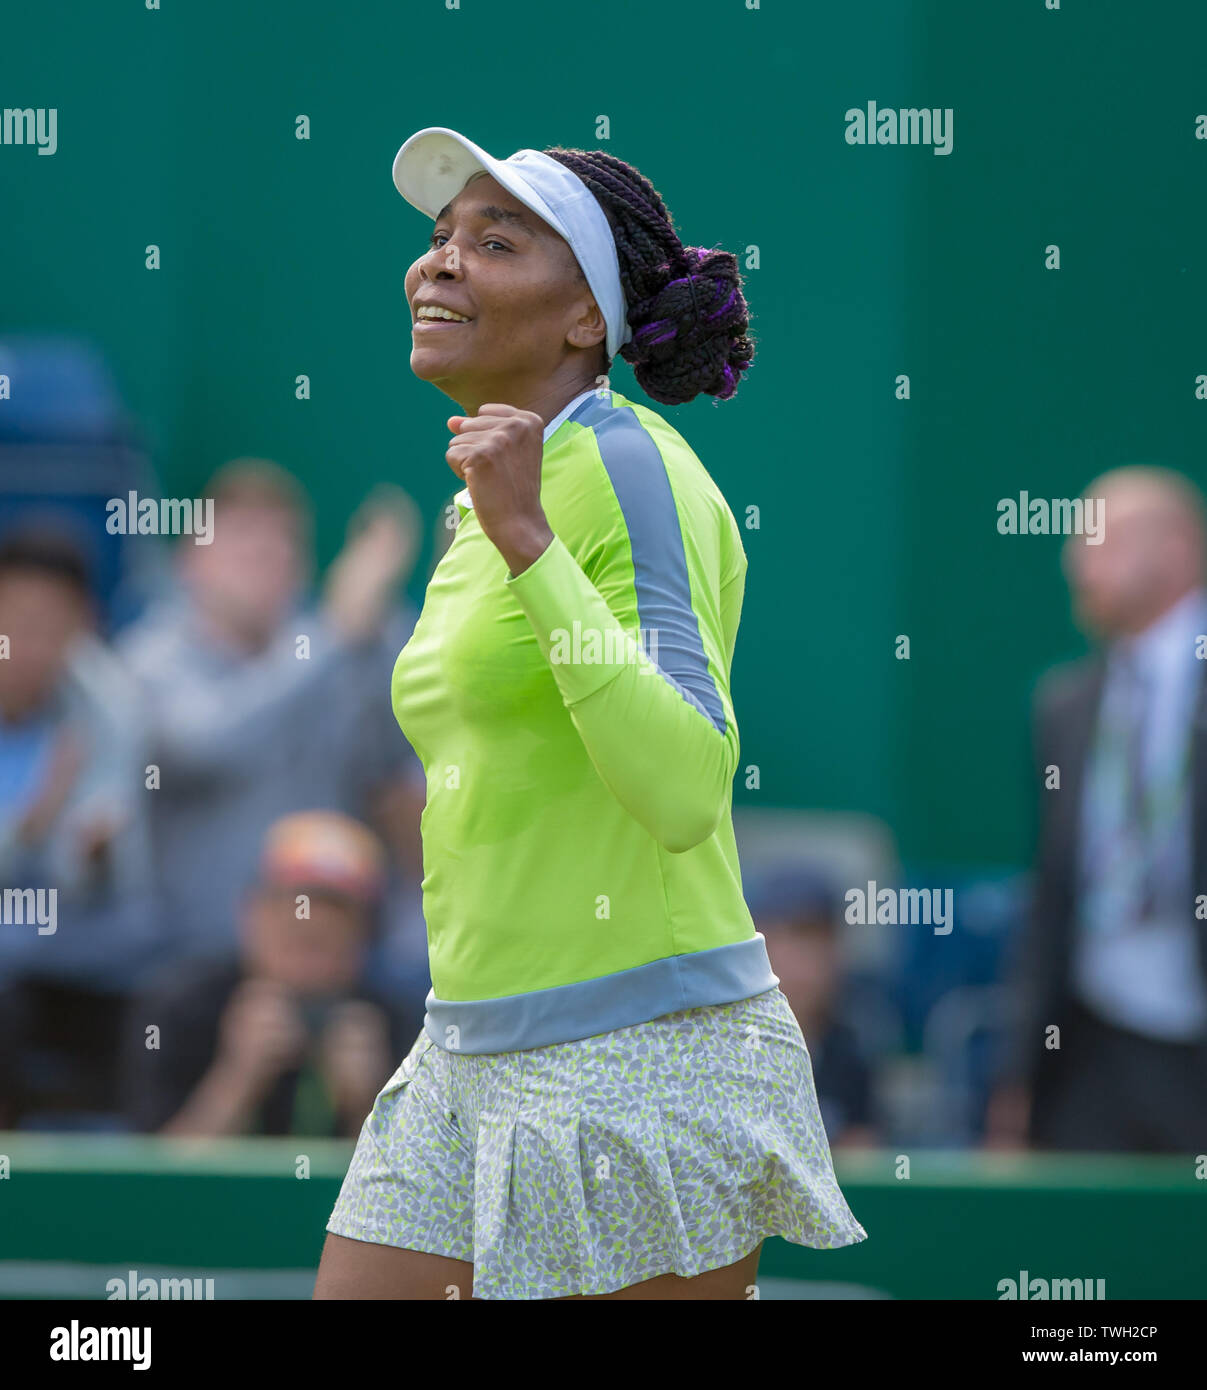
[{"left": 326, "top": 985, "right": 868, "bottom": 1299}]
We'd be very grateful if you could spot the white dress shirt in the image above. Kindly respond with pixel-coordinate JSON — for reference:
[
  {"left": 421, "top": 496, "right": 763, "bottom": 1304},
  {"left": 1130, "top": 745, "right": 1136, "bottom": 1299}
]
[{"left": 1073, "top": 585, "right": 1207, "bottom": 1040}]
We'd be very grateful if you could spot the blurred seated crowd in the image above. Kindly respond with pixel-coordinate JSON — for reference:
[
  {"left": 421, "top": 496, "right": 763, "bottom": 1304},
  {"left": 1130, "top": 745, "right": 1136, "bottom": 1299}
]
[
  {"left": 0, "top": 453, "right": 435, "bottom": 1138},
  {"left": 2, "top": 339, "right": 1206, "bottom": 1154}
]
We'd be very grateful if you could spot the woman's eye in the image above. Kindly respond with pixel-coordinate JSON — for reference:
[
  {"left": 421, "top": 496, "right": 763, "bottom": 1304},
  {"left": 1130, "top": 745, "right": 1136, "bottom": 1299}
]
[{"left": 428, "top": 234, "right": 510, "bottom": 252}]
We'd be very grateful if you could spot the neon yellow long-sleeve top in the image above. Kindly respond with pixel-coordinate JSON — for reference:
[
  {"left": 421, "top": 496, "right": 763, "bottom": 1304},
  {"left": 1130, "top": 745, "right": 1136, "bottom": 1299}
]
[{"left": 392, "top": 388, "right": 778, "bottom": 1053}]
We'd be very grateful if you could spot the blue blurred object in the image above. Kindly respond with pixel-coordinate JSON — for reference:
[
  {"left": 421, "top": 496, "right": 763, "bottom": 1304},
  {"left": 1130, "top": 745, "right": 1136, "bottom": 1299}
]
[
  {"left": 880, "top": 867, "right": 1029, "bottom": 1143},
  {"left": 920, "top": 983, "right": 1014, "bottom": 1146},
  {"left": 0, "top": 335, "right": 134, "bottom": 444},
  {"left": 745, "top": 860, "right": 843, "bottom": 923},
  {"left": 892, "top": 865, "right": 1028, "bottom": 1050},
  {"left": 0, "top": 334, "right": 166, "bottom": 632}
]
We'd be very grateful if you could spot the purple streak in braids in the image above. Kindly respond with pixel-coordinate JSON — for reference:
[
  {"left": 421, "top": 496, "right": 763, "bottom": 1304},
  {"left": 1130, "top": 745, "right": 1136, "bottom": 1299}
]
[{"left": 542, "top": 147, "right": 755, "bottom": 405}]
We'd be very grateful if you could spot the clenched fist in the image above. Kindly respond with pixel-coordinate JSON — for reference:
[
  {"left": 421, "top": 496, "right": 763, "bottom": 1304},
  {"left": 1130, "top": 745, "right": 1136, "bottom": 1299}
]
[{"left": 446, "top": 404, "right": 555, "bottom": 576}]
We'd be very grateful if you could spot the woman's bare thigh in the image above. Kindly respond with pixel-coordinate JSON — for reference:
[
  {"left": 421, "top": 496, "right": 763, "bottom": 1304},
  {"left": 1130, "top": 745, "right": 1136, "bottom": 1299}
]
[
  {"left": 313, "top": 1232, "right": 762, "bottom": 1301},
  {"left": 554, "top": 1241, "right": 763, "bottom": 1300},
  {"left": 313, "top": 1233, "right": 475, "bottom": 1300}
]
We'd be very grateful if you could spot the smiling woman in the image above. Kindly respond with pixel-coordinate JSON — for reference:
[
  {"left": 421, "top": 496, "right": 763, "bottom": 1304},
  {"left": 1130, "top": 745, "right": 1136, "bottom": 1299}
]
[{"left": 312, "top": 126, "right": 867, "bottom": 1302}]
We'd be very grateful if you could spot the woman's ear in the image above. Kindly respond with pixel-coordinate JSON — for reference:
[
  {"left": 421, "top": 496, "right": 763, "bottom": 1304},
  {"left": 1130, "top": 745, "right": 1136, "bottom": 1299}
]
[{"left": 567, "top": 298, "right": 608, "bottom": 353}]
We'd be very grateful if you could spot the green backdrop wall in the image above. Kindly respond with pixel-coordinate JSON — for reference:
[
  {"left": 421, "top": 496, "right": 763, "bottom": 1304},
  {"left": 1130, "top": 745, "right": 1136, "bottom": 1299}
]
[{"left": 3, "top": 0, "right": 1205, "bottom": 867}]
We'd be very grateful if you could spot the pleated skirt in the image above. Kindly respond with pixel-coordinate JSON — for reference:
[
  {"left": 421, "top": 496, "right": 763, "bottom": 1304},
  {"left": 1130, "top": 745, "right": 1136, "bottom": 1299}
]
[{"left": 326, "top": 985, "right": 868, "bottom": 1299}]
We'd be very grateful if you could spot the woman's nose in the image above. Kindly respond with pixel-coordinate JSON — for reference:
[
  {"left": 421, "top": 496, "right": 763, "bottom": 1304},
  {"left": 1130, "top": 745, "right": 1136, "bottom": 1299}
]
[{"left": 426, "top": 240, "right": 465, "bottom": 277}]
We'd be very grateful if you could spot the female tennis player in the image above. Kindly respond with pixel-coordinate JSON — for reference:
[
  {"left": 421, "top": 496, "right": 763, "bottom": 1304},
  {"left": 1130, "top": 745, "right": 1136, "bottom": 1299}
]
[{"left": 314, "top": 127, "right": 867, "bottom": 1301}]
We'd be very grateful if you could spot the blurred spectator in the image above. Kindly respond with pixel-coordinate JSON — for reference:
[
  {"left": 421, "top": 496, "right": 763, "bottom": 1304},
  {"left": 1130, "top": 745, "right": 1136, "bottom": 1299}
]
[
  {"left": 990, "top": 466, "right": 1207, "bottom": 1152},
  {"left": 750, "top": 864, "right": 879, "bottom": 1149},
  {"left": 0, "top": 529, "right": 157, "bottom": 1127},
  {"left": 122, "top": 810, "right": 415, "bottom": 1138},
  {"left": 116, "top": 459, "right": 427, "bottom": 974}
]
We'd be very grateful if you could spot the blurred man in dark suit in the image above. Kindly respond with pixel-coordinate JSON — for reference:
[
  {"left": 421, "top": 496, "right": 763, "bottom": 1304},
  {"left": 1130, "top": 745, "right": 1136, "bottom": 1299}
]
[{"left": 989, "top": 467, "right": 1207, "bottom": 1152}]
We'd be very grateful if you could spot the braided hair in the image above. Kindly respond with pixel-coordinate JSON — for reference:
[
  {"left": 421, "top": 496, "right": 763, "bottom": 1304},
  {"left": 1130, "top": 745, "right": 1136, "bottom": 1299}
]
[{"left": 542, "top": 146, "right": 755, "bottom": 406}]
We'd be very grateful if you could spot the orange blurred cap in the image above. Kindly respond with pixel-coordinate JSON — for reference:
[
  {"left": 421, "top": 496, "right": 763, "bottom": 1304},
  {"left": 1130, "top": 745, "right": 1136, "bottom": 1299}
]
[{"left": 258, "top": 811, "right": 387, "bottom": 906}]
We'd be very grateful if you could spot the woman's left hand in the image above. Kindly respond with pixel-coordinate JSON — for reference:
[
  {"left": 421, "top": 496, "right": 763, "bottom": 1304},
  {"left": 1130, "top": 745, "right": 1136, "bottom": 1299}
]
[{"left": 446, "top": 404, "right": 554, "bottom": 576}]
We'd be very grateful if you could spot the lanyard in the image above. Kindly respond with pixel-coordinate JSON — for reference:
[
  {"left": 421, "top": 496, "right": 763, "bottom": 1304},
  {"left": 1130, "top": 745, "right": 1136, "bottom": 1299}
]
[{"left": 1088, "top": 695, "right": 1192, "bottom": 843}]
